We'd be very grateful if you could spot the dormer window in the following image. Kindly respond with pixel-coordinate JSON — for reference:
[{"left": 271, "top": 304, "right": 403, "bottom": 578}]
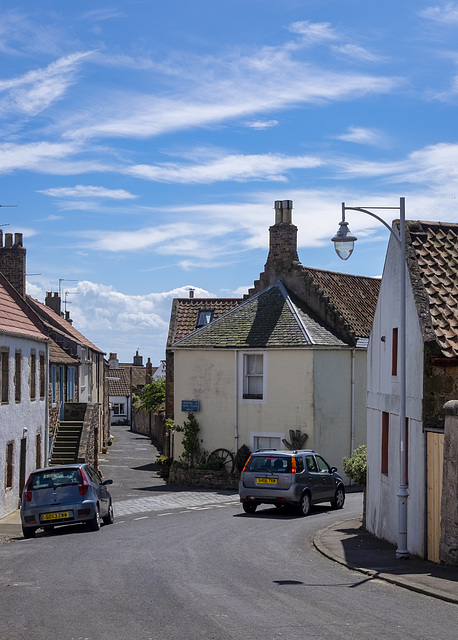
[{"left": 196, "top": 309, "right": 214, "bottom": 328}]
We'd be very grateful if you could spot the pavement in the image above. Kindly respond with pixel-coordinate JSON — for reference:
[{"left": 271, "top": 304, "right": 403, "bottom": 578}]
[
  {"left": 314, "top": 518, "right": 458, "bottom": 604},
  {"left": 2, "top": 424, "right": 458, "bottom": 605}
]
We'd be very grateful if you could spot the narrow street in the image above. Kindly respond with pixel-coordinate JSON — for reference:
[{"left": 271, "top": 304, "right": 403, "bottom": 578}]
[{"left": 0, "top": 426, "right": 456, "bottom": 640}]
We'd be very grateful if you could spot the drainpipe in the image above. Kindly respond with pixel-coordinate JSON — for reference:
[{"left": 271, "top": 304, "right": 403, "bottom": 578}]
[
  {"left": 234, "top": 351, "right": 239, "bottom": 454},
  {"left": 351, "top": 348, "right": 356, "bottom": 456}
]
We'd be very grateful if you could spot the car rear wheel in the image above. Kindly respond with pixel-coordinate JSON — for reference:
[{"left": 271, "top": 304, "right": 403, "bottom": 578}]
[
  {"left": 88, "top": 507, "right": 101, "bottom": 531},
  {"left": 22, "top": 526, "right": 36, "bottom": 539},
  {"left": 242, "top": 502, "right": 257, "bottom": 514},
  {"left": 299, "top": 491, "right": 311, "bottom": 516},
  {"left": 102, "top": 502, "right": 114, "bottom": 525},
  {"left": 331, "top": 486, "right": 345, "bottom": 509}
]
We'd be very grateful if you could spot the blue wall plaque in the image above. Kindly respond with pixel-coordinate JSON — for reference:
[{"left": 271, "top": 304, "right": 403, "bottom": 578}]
[{"left": 181, "top": 400, "right": 200, "bottom": 413}]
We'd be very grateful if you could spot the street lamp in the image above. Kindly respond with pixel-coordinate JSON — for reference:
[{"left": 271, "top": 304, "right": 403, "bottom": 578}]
[{"left": 332, "top": 197, "right": 408, "bottom": 560}]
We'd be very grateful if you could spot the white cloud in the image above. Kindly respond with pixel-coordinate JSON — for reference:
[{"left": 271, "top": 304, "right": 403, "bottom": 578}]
[
  {"left": 0, "top": 51, "right": 95, "bottom": 117},
  {"left": 244, "top": 120, "right": 279, "bottom": 130},
  {"left": 125, "top": 152, "right": 322, "bottom": 184},
  {"left": 62, "top": 44, "right": 399, "bottom": 142},
  {"left": 331, "top": 44, "right": 385, "bottom": 63},
  {"left": 334, "top": 126, "right": 386, "bottom": 146},
  {"left": 288, "top": 21, "right": 338, "bottom": 46},
  {"left": 420, "top": 3, "right": 458, "bottom": 23},
  {"left": 56, "top": 280, "right": 218, "bottom": 362},
  {"left": 39, "top": 185, "right": 137, "bottom": 199},
  {"left": 0, "top": 141, "right": 80, "bottom": 173}
]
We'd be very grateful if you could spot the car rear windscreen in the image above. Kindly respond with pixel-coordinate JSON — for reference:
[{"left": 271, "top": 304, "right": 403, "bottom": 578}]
[{"left": 246, "top": 456, "right": 292, "bottom": 473}]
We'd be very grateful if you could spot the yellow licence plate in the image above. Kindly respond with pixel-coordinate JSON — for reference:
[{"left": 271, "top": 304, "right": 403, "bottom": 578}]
[
  {"left": 256, "top": 478, "right": 277, "bottom": 485},
  {"left": 43, "top": 511, "right": 70, "bottom": 521}
]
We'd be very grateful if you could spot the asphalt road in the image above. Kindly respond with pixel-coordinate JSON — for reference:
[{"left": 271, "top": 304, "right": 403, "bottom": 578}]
[{"left": 1, "top": 427, "right": 456, "bottom": 640}]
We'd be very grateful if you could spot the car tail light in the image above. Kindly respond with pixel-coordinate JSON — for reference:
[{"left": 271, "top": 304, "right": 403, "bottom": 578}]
[
  {"left": 78, "top": 468, "right": 89, "bottom": 496},
  {"left": 23, "top": 475, "right": 33, "bottom": 502},
  {"left": 291, "top": 458, "right": 297, "bottom": 474},
  {"left": 242, "top": 455, "right": 252, "bottom": 472}
]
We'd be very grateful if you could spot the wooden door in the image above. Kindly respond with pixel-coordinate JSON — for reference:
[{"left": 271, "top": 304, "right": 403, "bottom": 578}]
[{"left": 426, "top": 431, "right": 444, "bottom": 562}]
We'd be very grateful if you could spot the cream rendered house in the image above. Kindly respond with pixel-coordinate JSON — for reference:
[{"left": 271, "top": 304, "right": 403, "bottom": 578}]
[{"left": 170, "top": 200, "right": 380, "bottom": 474}]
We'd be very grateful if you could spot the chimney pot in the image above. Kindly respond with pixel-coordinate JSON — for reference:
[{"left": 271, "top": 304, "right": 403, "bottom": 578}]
[
  {"left": 5, "top": 233, "right": 13, "bottom": 248},
  {"left": 189, "top": 288, "right": 195, "bottom": 299}
]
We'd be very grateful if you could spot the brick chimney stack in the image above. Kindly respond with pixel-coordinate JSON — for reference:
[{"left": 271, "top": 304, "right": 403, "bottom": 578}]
[
  {"left": 45, "top": 292, "right": 62, "bottom": 316},
  {"left": 146, "top": 357, "right": 153, "bottom": 381},
  {"left": 265, "top": 200, "right": 300, "bottom": 272},
  {"left": 133, "top": 350, "right": 143, "bottom": 366},
  {"left": 0, "top": 231, "right": 26, "bottom": 297}
]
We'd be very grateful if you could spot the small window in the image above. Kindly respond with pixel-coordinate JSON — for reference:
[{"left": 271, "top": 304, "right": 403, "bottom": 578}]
[
  {"left": 15, "top": 351, "right": 21, "bottom": 402},
  {"left": 30, "top": 352, "right": 36, "bottom": 400},
  {"left": 39, "top": 354, "right": 46, "bottom": 399},
  {"left": 392, "top": 327, "right": 398, "bottom": 376},
  {"left": 306, "top": 455, "right": 317, "bottom": 472},
  {"left": 113, "top": 403, "right": 126, "bottom": 416},
  {"left": 196, "top": 309, "right": 214, "bottom": 328},
  {"left": 381, "top": 412, "right": 389, "bottom": 475},
  {"left": 243, "top": 354, "right": 263, "bottom": 400},
  {"left": 6, "top": 441, "right": 14, "bottom": 488},
  {"left": 1, "top": 350, "right": 9, "bottom": 403}
]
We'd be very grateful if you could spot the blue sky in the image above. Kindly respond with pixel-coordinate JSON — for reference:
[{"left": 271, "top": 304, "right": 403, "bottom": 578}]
[{"left": 2, "top": 1, "right": 458, "bottom": 364}]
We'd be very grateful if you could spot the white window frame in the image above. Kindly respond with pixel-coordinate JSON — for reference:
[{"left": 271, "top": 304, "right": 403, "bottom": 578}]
[
  {"left": 250, "top": 432, "right": 284, "bottom": 452},
  {"left": 239, "top": 351, "right": 267, "bottom": 403},
  {"left": 112, "top": 402, "right": 126, "bottom": 417}
]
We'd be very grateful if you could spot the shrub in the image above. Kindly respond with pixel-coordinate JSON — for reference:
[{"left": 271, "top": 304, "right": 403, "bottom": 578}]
[
  {"left": 173, "top": 413, "right": 203, "bottom": 467},
  {"left": 235, "top": 444, "right": 251, "bottom": 472},
  {"left": 343, "top": 445, "right": 367, "bottom": 486}
]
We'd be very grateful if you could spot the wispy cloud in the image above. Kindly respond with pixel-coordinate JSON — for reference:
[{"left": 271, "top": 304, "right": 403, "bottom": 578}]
[
  {"left": 288, "top": 21, "right": 338, "bottom": 46},
  {"left": 0, "top": 51, "right": 94, "bottom": 117},
  {"left": 244, "top": 120, "right": 279, "bottom": 130},
  {"left": 125, "top": 152, "right": 321, "bottom": 184},
  {"left": 58, "top": 30, "right": 399, "bottom": 143},
  {"left": 0, "top": 141, "right": 79, "bottom": 173},
  {"left": 332, "top": 44, "right": 385, "bottom": 63},
  {"left": 420, "top": 3, "right": 458, "bottom": 23},
  {"left": 39, "top": 185, "right": 137, "bottom": 199},
  {"left": 334, "top": 126, "right": 386, "bottom": 146},
  {"left": 333, "top": 141, "right": 458, "bottom": 188},
  {"left": 79, "top": 9, "right": 128, "bottom": 21}
]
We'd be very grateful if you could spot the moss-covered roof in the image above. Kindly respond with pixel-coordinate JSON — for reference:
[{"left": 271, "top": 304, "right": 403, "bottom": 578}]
[{"left": 173, "top": 279, "right": 346, "bottom": 349}]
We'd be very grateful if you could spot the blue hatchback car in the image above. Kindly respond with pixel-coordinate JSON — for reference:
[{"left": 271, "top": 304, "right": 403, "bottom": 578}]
[{"left": 21, "top": 463, "right": 114, "bottom": 538}]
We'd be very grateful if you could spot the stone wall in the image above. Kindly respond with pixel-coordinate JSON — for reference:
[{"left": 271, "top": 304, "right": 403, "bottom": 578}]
[
  {"left": 168, "top": 463, "right": 240, "bottom": 490},
  {"left": 440, "top": 400, "right": 458, "bottom": 565},
  {"left": 132, "top": 410, "right": 166, "bottom": 452}
]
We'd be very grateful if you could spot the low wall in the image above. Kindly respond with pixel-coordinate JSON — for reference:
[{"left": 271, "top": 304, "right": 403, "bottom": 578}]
[{"left": 168, "top": 464, "right": 240, "bottom": 491}]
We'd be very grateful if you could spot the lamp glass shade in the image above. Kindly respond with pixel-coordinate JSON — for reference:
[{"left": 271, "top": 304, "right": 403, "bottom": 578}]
[
  {"left": 333, "top": 240, "right": 354, "bottom": 260},
  {"left": 331, "top": 220, "right": 357, "bottom": 261}
]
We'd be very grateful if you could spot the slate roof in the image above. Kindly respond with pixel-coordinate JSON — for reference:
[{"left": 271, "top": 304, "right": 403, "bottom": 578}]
[
  {"left": 173, "top": 279, "right": 346, "bottom": 349},
  {"left": 407, "top": 220, "right": 458, "bottom": 358},
  {"left": 0, "top": 272, "right": 48, "bottom": 342},
  {"left": 167, "top": 297, "right": 241, "bottom": 348},
  {"left": 303, "top": 267, "right": 380, "bottom": 339}
]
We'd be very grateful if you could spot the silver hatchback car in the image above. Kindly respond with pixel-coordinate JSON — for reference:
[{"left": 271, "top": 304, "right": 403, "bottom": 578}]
[
  {"left": 239, "top": 449, "right": 345, "bottom": 515},
  {"left": 21, "top": 463, "right": 114, "bottom": 538}
]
